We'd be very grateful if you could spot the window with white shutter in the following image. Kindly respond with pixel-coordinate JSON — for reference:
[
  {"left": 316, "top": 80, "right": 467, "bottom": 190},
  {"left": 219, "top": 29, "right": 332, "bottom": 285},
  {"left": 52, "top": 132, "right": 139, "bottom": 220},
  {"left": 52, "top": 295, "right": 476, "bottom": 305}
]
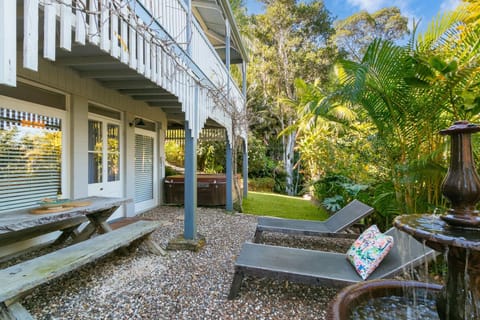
[
  {"left": 0, "top": 104, "right": 64, "bottom": 213},
  {"left": 135, "top": 134, "right": 154, "bottom": 203},
  {"left": 134, "top": 126, "right": 157, "bottom": 212}
]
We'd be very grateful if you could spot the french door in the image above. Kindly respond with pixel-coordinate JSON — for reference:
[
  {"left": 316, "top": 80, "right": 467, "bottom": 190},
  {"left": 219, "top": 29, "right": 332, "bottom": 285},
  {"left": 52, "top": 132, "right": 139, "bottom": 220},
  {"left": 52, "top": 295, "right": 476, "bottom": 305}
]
[{"left": 87, "top": 114, "right": 123, "bottom": 199}]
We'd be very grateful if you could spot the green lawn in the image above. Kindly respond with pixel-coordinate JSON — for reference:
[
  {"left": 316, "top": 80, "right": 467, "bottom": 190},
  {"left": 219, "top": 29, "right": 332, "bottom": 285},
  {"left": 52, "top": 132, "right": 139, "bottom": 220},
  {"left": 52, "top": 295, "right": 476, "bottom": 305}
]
[{"left": 242, "top": 191, "right": 329, "bottom": 221}]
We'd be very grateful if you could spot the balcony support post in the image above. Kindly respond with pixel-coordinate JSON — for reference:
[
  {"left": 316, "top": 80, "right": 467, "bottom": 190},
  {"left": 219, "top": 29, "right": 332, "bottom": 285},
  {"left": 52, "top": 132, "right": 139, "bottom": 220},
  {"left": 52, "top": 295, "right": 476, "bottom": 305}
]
[
  {"left": 184, "top": 122, "right": 197, "bottom": 240},
  {"left": 225, "top": 19, "right": 231, "bottom": 86},
  {"left": 242, "top": 138, "right": 248, "bottom": 198},
  {"left": 225, "top": 19, "right": 234, "bottom": 211},
  {"left": 226, "top": 136, "right": 233, "bottom": 211},
  {"left": 242, "top": 61, "right": 247, "bottom": 97}
]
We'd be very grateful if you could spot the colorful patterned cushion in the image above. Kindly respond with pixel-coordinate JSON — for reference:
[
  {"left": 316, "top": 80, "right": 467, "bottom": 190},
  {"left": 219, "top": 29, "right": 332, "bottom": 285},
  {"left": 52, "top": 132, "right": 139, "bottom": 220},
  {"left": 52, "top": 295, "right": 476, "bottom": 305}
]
[{"left": 346, "top": 225, "right": 394, "bottom": 280}]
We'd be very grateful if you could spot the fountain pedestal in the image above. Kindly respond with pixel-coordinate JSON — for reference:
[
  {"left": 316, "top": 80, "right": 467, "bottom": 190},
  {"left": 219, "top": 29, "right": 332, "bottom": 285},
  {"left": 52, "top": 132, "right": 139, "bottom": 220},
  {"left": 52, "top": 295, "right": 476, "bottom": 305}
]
[
  {"left": 439, "top": 121, "right": 480, "bottom": 227},
  {"left": 442, "top": 249, "right": 480, "bottom": 319},
  {"left": 394, "top": 215, "right": 480, "bottom": 320}
]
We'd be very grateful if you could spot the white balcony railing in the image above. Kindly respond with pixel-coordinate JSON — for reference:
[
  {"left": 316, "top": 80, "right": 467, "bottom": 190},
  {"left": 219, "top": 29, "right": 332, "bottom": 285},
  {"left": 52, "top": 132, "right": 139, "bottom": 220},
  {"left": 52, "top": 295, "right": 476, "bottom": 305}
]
[
  {"left": 137, "top": 0, "right": 188, "bottom": 51},
  {"left": 136, "top": 0, "right": 244, "bottom": 99},
  {"left": 115, "top": 0, "right": 245, "bottom": 138}
]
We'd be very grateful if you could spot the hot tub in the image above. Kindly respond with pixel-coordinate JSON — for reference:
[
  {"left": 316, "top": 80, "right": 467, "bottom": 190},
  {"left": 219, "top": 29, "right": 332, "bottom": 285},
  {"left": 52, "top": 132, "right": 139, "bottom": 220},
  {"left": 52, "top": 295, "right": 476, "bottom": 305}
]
[{"left": 164, "top": 174, "right": 239, "bottom": 206}]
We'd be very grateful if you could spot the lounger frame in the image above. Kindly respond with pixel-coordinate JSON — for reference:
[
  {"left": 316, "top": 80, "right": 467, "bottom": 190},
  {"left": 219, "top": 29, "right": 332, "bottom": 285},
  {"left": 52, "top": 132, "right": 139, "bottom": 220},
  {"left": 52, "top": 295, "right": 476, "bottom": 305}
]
[{"left": 229, "top": 228, "right": 436, "bottom": 299}]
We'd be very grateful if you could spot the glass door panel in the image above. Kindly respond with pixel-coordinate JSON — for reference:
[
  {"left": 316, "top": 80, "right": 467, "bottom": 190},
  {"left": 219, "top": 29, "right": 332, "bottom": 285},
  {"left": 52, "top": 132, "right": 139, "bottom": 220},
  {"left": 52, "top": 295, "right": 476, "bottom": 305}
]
[
  {"left": 88, "top": 120, "right": 103, "bottom": 184},
  {"left": 88, "top": 115, "right": 122, "bottom": 201},
  {"left": 107, "top": 123, "right": 120, "bottom": 182}
]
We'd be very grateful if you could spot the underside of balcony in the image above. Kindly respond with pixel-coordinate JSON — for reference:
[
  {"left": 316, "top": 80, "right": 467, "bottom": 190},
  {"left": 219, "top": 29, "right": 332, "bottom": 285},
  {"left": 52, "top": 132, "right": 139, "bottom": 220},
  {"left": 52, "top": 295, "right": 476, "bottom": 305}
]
[{"left": 53, "top": 45, "right": 224, "bottom": 129}]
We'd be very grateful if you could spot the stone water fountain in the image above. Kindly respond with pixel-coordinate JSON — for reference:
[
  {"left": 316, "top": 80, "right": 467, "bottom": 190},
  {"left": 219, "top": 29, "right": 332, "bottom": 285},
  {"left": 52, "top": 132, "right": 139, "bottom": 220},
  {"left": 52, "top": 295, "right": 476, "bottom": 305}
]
[{"left": 328, "top": 121, "right": 480, "bottom": 320}]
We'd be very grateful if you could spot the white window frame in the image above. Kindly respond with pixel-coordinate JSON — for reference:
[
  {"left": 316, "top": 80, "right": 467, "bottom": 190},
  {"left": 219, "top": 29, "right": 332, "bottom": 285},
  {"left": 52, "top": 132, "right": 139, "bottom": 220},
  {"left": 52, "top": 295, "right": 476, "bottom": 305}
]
[
  {"left": 87, "top": 112, "right": 124, "bottom": 197},
  {"left": 0, "top": 95, "right": 69, "bottom": 205}
]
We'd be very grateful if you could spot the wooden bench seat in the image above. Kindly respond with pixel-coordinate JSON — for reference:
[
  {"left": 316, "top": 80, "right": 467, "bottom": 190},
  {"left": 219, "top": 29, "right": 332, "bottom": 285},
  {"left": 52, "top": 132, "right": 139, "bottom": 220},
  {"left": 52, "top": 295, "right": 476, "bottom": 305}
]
[{"left": 0, "top": 220, "right": 163, "bottom": 319}]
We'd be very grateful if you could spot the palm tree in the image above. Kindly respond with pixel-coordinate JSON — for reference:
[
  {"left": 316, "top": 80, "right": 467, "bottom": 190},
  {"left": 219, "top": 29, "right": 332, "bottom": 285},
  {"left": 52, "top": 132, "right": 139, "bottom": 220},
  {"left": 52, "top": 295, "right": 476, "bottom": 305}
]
[
  {"left": 413, "top": 7, "right": 480, "bottom": 121},
  {"left": 333, "top": 1, "right": 480, "bottom": 218}
]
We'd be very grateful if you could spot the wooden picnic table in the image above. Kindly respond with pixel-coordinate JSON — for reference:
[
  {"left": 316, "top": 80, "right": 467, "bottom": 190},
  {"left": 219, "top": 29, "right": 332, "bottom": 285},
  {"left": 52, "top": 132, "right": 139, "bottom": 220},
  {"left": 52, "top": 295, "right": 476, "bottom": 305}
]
[
  {"left": 0, "top": 196, "right": 170, "bottom": 320},
  {"left": 0, "top": 196, "right": 131, "bottom": 247}
]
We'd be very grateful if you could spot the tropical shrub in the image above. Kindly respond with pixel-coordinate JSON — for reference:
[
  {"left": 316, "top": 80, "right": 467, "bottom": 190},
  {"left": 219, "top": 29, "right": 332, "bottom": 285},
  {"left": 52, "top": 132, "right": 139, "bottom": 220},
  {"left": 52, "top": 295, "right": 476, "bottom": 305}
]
[
  {"left": 273, "top": 164, "right": 288, "bottom": 194},
  {"left": 312, "top": 173, "right": 369, "bottom": 212},
  {"left": 329, "top": 3, "right": 480, "bottom": 219},
  {"left": 165, "top": 141, "right": 184, "bottom": 167},
  {"left": 197, "top": 141, "right": 225, "bottom": 173},
  {"left": 247, "top": 135, "right": 276, "bottom": 178},
  {"left": 165, "top": 165, "right": 179, "bottom": 177},
  {"left": 165, "top": 140, "right": 227, "bottom": 174},
  {"left": 248, "top": 177, "right": 275, "bottom": 192}
]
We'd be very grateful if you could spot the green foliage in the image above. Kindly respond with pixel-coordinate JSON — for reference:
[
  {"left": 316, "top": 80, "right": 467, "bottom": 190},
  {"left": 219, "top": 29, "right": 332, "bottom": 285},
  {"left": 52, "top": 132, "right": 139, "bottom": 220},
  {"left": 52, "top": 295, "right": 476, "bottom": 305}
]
[
  {"left": 273, "top": 164, "right": 287, "bottom": 194},
  {"left": 335, "top": 38, "right": 449, "bottom": 214},
  {"left": 165, "top": 141, "right": 184, "bottom": 167},
  {"left": 286, "top": 78, "right": 385, "bottom": 184},
  {"left": 368, "top": 180, "right": 399, "bottom": 229},
  {"left": 313, "top": 173, "right": 350, "bottom": 202},
  {"left": 312, "top": 173, "right": 369, "bottom": 213},
  {"left": 329, "top": 4, "right": 480, "bottom": 218},
  {"left": 247, "top": 135, "right": 276, "bottom": 177},
  {"left": 248, "top": 177, "right": 275, "bottom": 192},
  {"left": 197, "top": 141, "right": 225, "bottom": 173},
  {"left": 241, "top": 0, "right": 480, "bottom": 223},
  {"left": 243, "top": 191, "right": 329, "bottom": 221},
  {"left": 165, "top": 140, "right": 226, "bottom": 174},
  {"left": 228, "top": 0, "right": 249, "bottom": 32},
  {"left": 164, "top": 165, "right": 179, "bottom": 177},
  {"left": 246, "top": 0, "right": 337, "bottom": 195},
  {"left": 322, "top": 195, "right": 344, "bottom": 212},
  {"left": 412, "top": 7, "right": 480, "bottom": 121}
]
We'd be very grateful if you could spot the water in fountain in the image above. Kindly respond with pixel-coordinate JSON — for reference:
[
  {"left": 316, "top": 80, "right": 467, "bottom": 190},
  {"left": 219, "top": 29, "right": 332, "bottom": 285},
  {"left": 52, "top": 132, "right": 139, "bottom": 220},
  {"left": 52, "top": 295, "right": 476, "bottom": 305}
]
[
  {"left": 350, "top": 293, "right": 438, "bottom": 320},
  {"left": 327, "top": 279, "right": 442, "bottom": 320},
  {"left": 348, "top": 237, "right": 441, "bottom": 320}
]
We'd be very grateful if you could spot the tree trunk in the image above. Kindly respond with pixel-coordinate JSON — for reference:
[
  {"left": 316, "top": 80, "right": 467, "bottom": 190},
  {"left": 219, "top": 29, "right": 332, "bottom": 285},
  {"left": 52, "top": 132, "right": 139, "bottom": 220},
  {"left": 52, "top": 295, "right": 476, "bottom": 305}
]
[
  {"left": 285, "top": 129, "right": 296, "bottom": 195},
  {"left": 232, "top": 137, "right": 243, "bottom": 212}
]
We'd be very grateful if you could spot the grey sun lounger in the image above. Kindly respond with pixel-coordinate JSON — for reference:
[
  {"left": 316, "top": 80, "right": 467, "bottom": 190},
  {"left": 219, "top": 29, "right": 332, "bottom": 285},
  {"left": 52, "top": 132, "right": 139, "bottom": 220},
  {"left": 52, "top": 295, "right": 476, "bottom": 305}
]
[
  {"left": 228, "top": 227, "right": 436, "bottom": 299},
  {"left": 253, "top": 199, "right": 374, "bottom": 242}
]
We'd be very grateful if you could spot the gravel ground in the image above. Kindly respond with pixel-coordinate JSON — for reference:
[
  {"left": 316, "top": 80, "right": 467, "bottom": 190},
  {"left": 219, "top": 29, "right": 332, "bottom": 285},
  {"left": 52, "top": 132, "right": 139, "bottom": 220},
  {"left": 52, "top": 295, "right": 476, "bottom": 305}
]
[{"left": 3, "top": 206, "right": 425, "bottom": 319}]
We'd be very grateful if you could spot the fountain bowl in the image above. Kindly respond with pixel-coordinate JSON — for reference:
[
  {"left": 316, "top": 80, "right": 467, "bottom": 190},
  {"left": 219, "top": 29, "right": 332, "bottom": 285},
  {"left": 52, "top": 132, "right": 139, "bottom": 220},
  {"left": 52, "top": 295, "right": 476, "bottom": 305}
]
[{"left": 327, "top": 279, "right": 442, "bottom": 320}]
